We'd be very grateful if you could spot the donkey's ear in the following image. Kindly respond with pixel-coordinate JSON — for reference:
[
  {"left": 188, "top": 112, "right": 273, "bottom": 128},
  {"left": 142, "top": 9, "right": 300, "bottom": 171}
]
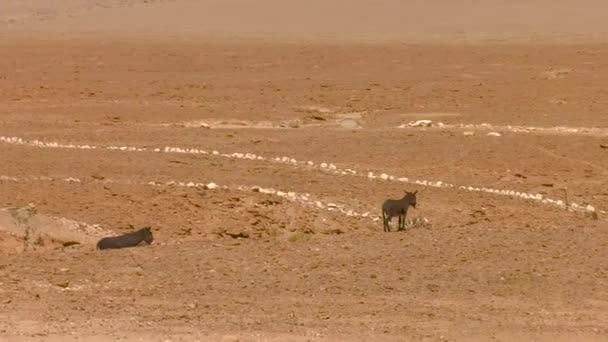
[{"left": 413, "top": 190, "right": 418, "bottom": 195}]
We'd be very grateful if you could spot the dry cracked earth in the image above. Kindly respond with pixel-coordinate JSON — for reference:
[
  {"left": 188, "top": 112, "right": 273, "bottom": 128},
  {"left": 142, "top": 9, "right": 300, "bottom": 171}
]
[{"left": 0, "top": 1, "right": 608, "bottom": 341}]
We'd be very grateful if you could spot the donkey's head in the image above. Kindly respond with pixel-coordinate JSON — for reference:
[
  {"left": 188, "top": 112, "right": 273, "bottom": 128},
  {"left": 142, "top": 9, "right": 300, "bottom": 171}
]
[
  {"left": 403, "top": 190, "right": 418, "bottom": 208},
  {"left": 138, "top": 226, "right": 154, "bottom": 245}
]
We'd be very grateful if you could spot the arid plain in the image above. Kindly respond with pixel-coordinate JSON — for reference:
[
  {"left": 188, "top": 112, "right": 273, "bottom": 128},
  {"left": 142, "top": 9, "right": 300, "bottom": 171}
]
[{"left": 1, "top": 1, "right": 607, "bottom": 341}]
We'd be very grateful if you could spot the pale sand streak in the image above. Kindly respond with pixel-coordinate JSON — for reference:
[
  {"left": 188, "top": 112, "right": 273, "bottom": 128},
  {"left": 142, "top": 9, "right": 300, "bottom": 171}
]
[
  {"left": 398, "top": 122, "right": 608, "bottom": 137},
  {"left": 0, "top": 135, "right": 601, "bottom": 215}
]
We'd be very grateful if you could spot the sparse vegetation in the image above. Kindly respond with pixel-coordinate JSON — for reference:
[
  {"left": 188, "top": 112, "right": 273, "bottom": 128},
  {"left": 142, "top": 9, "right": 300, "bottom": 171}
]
[
  {"left": 402, "top": 217, "right": 432, "bottom": 230},
  {"left": 590, "top": 211, "right": 599, "bottom": 220},
  {"left": 33, "top": 235, "right": 44, "bottom": 246},
  {"left": 288, "top": 231, "right": 312, "bottom": 242}
]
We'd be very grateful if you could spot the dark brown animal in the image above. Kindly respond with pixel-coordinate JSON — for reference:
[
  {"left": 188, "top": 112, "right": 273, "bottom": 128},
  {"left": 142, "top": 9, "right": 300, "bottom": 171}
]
[
  {"left": 96, "top": 227, "right": 154, "bottom": 250},
  {"left": 381, "top": 190, "right": 417, "bottom": 232}
]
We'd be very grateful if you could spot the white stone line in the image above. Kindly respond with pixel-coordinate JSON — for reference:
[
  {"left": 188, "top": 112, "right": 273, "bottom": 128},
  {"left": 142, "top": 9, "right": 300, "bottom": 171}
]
[
  {"left": 0, "top": 174, "right": 384, "bottom": 224},
  {"left": 0, "top": 136, "right": 99, "bottom": 150},
  {"left": 0, "top": 135, "right": 601, "bottom": 215},
  {"left": 398, "top": 122, "right": 608, "bottom": 137},
  {"left": 152, "top": 181, "right": 388, "bottom": 223},
  {"left": 364, "top": 172, "right": 600, "bottom": 215}
]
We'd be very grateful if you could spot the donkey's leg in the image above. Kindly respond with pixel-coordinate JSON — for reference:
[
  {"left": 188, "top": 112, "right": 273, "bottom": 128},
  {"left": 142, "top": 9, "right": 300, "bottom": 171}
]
[
  {"left": 400, "top": 210, "right": 407, "bottom": 230},
  {"left": 382, "top": 210, "right": 388, "bottom": 232}
]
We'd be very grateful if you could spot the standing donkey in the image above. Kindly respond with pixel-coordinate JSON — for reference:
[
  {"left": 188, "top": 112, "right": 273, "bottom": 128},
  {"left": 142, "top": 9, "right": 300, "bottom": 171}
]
[{"left": 381, "top": 190, "right": 417, "bottom": 232}]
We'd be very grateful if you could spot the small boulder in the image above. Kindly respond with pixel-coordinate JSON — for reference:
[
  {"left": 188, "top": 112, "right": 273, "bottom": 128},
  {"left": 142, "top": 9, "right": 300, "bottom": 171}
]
[{"left": 400, "top": 120, "right": 433, "bottom": 128}]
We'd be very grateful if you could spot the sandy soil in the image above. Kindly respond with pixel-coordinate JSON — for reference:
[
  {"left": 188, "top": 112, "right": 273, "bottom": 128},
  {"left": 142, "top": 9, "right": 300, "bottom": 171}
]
[{"left": 1, "top": 1, "right": 607, "bottom": 341}]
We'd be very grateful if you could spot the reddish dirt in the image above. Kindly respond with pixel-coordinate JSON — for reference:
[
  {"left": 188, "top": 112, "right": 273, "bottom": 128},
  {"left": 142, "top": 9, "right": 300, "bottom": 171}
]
[{"left": 1, "top": 1, "right": 607, "bottom": 341}]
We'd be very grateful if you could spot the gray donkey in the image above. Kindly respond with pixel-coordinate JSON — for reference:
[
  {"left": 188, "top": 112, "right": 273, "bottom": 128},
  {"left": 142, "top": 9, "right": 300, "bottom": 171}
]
[
  {"left": 96, "top": 226, "right": 154, "bottom": 250},
  {"left": 381, "top": 190, "right": 417, "bottom": 232}
]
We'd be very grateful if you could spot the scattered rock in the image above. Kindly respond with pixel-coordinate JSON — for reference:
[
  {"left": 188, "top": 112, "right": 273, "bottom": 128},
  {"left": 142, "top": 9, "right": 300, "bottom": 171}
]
[
  {"left": 178, "top": 227, "right": 192, "bottom": 236},
  {"left": 487, "top": 132, "right": 501, "bottom": 137},
  {"left": 294, "top": 105, "right": 333, "bottom": 114},
  {"left": 548, "top": 98, "right": 568, "bottom": 105},
  {"left": 168, "top": 160, "right": 189, "bottom": 165},
  {"left": 541, "top": 68, "right": 572, "bottom": 80},
  {"left": 287, "top": 120, "right": 301, "bottom": 128},
  {"left": 307, "top": 115, "right": 326, "bottom": 121},
  {"left": 400, "top": 119, "right": 433, "bottom": 128},
  {"left": 55, "top": 281, "right": 70, "bottom": 289},
  {"left": 258, "top": 199, "right": 281, "bottom": 206},
  {"left": 339, "top": 119, "right": 361, "bottom": 129},
  {"left": 221, "top": 230, "right": 249, "bottom": 239},
  {"left": 321, "top": 228, "right": 344, "bottom": 235},
  {"left": 62, "top": 241, "right": 80, "bottom": 247},
  {"left": 463, "top": 131, "right": 475, "bottom": 136},
  {"left": 179, "top": 120, "right": 211, "bottom": 128},
  {"left": 204, "top": 182, "right": 219, "bottom": 190},
  {"left": 600, "top": 144, "right": 607, "bottom": 149}
]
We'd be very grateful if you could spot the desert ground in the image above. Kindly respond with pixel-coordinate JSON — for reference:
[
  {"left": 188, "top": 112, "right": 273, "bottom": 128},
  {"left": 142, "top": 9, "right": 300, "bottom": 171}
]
[{"left": 1, "top": 1, "right": 607, "bottom": 341}]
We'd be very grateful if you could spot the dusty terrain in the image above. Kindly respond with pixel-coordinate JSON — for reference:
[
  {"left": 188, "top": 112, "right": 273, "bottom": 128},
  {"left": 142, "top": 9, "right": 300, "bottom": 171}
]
[{"left": 1, "top": 1, "right": 608, "bottom": 341}]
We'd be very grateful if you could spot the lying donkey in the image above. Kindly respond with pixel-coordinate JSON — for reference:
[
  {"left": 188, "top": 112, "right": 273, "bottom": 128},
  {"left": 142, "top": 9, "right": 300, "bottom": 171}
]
[
  {"left": 381, "top": 190, "right": 417, "bottom": 232},
  {"left": 96, "top": 226, "right": 154, "bottom": 250}
]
